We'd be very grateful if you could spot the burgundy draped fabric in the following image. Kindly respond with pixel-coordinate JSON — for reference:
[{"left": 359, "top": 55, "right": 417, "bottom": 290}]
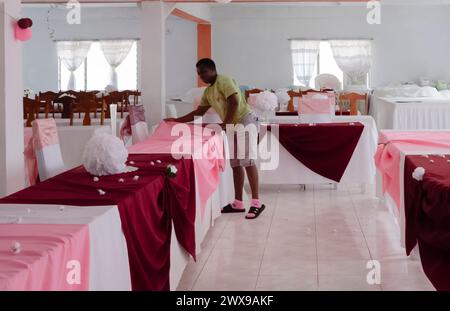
[
  {"left": 404, "top": 154, "right": 450, "bottom": 291},
  {"left": 275, "top": 111, "right": 350, "bottom": 117},
  {"left": 0, "top": 154, "right": 196, "bottom": 291},
  {"left": 267, "top": 123, "right": 364, "bottom": 182}
]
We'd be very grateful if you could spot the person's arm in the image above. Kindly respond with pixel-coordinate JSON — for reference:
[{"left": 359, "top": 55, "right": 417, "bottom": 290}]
[
  {"left": 221, "top": 93, "right": 239, "bottom": 128},
  {"left": 168, "top": 105, "right": 210, "bottom": 123}
]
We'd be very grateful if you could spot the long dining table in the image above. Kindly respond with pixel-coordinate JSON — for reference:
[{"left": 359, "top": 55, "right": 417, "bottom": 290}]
[{"left": 1, "top": 121, "right": 233, "bottom": 291}]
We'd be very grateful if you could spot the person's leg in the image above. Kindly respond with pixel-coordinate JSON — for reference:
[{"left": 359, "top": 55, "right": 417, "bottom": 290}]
[
  {"left": 245, "top": 164, "right": 259, "bottom": 200},
  {"left": 233, "top": 166, "right": 245, "bottom": 201},
  {"left": 245, "top": 164, "right": 265, "bottom": 219}
]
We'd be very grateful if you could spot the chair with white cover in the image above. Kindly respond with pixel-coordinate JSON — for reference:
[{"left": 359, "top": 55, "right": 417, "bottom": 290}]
[
  {"left": 32, "top": 119, "right": 65, "bottom": 181},
  {"left": 315, "top": 74, "right": 341, "bottom": 91},
  {"left": 129, "top": 105, "right": 149, "bottom": 144},
  {"left": 298, "top": 94, "right": 334, "bottom": 123},
  {"left": 166, "top": 103, "right": 178, "bottom": 119}
]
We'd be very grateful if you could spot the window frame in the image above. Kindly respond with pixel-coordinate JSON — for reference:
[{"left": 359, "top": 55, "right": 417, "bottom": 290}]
[
  {"left": 58, "top": 40, "right": 139, "bottom": 91},
  {"left": 292, "top": 40, "right": 371, "bottom": 89}
]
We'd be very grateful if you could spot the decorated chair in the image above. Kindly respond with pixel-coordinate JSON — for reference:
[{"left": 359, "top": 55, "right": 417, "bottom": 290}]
[
  {"left": 31, "top": 119, "right": 65, "bottom": 182},
  {"left": 298, "top": 93, "right": 334, "bottom": 123},
  {"left": 120, "top": 105, "right": 149, "bottom": 144}
]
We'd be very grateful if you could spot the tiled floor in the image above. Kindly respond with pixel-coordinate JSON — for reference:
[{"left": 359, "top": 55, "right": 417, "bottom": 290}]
[{"left": 177, "top": 184, "right": 435, "bottom": 291}]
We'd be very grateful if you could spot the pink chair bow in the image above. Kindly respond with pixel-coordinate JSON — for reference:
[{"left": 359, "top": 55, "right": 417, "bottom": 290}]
[
  {"left": 120, "top": 105, "right": 149, "bottom": 144},
  {"left": 298, "top": 94, "right": 335, "bottom": 123}
]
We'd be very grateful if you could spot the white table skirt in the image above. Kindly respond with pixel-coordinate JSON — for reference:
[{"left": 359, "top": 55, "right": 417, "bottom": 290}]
[
  {"left": 0, "top": 204, "right": 132, "bottom": 291},
  {"left": 372, "top": 96, "right": 450, "bottom": 130},
  {"left": 258, "top": 115, "right": 378, "bottom": 186}
]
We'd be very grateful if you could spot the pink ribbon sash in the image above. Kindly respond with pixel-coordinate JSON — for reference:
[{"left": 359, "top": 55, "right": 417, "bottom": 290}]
[{"left": 374, "top": 131, "right": 450, "bottom": 209}]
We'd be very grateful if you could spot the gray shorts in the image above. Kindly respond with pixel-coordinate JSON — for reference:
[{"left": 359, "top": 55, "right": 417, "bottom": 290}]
[{"left": 229, "top": 112, "right": 260, "bottom": 168}]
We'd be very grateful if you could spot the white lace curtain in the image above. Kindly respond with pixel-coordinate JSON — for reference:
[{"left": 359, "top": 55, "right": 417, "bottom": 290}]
[
  {"left": 290, "top": 40, "right": 320, "bottom": 87},
  {"left": 56, "top": 41, "right": 92, "bottom": 90},
  {"left": 329, "top": 40, "right": 372, "bottom": 87},
  {"left": 100, "top": 40, "right": 135, "bottom": 89}
]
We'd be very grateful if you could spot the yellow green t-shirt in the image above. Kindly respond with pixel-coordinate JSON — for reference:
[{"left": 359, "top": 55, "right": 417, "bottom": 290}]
[{"left": 200, "top": 75, "right": 251, "bottom": 124}]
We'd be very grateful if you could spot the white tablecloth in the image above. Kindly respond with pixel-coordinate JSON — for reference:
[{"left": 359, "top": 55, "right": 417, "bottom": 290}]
[
  {"left": 258, "top": 115, "right": 378, "bottom": 186},
  {"left": 372, "top": 96, "right": 450, "bottom": 130}
]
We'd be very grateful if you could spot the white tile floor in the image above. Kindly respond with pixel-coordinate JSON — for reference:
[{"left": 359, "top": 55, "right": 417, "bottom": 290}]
[{"left": 177, "top": 184, "right": 435, "bottom": 291}]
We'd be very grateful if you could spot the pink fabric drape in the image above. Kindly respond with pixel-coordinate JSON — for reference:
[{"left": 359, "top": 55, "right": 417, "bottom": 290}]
[
  {"left": 0, "top": 224, "right": 90, "bottom": 291},
  {"left": 374, "top": 131, "right": 450, "bottom": 209},
  {"left": 129, "top": 121, "right": 225, "bottom": 221},
  {"left": 120, "top": 105, "right": 146, "bottom": 140}
]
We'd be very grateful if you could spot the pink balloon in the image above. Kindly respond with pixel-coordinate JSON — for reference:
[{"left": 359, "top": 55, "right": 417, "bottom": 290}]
[{"left": 14, "top": 23, "right": 32, "bottom": 41}]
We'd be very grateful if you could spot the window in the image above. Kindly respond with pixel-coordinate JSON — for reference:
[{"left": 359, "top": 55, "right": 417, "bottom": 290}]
[
  {"left": 292, "top": 40, "right": 371, "bottom": 89},
  {"left": 58, "top": 40, "right": 138, "bottom": 91}
]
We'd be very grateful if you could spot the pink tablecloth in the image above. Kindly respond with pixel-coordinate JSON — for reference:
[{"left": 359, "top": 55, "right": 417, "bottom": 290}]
[
  {"left": 0, "top": 224, "right": 90, "bottom": 291},
  {"left": 129, "top": 121, "right": 225, "bottom": 221},
  {"left": 374, "top": 131, "right": 450, "bottom": 209}
]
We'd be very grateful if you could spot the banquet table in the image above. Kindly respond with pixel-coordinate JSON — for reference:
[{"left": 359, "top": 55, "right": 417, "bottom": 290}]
[
  {"left": 4, "top": 121, "right": 233, "bottom": 291},
  {"left": 372, "top": 96, "right": 450, "bottom": 130},
  {"left": 375, "top": 130, "right": 450, "bottom": 247},
  {"left": 403, "top": 154, "right": 450, "bottom": 291},
  {"left": 258, "top": 115, "right": 378, "bottom": 187}
]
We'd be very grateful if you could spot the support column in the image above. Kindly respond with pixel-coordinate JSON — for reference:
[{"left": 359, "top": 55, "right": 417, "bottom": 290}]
[
  {"left": 197, "top": 23, "right": 211, "bottom": 87},
  {"left": 0, "top": 0, "right": 24, "bottom": 196},
  {"left": 141, "top": 1, "right": 168, "bottom": 126}
]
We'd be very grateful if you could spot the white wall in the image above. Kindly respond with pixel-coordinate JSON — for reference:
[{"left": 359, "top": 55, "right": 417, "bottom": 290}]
[
  {"left": 211, "top": 4, "right": 450, "bottom": 89},
  {"left": 22, "top": 6, "right": 197, "bottom": 97},
  {"left": 165, "top": 16, "right": 197, "bottom": 99}
]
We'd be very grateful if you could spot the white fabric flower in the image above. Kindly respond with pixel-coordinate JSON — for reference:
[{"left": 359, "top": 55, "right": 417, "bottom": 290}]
[
  {"left": 11, "top": 241, "right": 21, "bottom": 255},
  {"left": 133, "top": 176, "right": 140, "bottom": 181},
  {"left": 97, "top": 189, "right": 106, "bottom": 196},
  {"left": 82, "top": 131, "right": 130, "bottom": 176},
  {"left": 118, "top": 178, "right": 124, "bottom": 183},
  {"left": 412, "top": 167, "right": 426, "bottom": 181},
  {"left": 166, "top": 164, "right": 178, "bottom": 178}
]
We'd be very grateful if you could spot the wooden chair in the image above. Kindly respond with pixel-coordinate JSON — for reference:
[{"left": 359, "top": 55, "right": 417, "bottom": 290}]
[
  {"left": 103, "top": 91, "right": 127, "bottom": 118},
  {"left": 339, "top": 92, "right": 368, "bottom": 115},
  {"left": 70, "top": 93, "right": 105, "bottom": 126},
  {"left": 245, "top": 88, "right": 264, "bottom": 100},
  {"left": 23, "top": 97, "right": 40, "bottom": 127},
  {"left": 287, "top": 90, "right": 302, "bottom": 112},
  {"left": 38, "top": 91, "right": 60, "bottom": 118}
]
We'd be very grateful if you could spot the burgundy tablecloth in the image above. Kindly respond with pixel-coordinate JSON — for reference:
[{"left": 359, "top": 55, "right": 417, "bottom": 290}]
[
  {"left": 0, "top": 153, "right": 196, "bottom": 291},
  {"left": 275, "top": 110, "right": 350, "bottom": 117},
  {"left": 267, "top": 123, "right": 364, "bottom": 182},
  {"left": 404, "top": 154, "right": 450, "bottom": 291}
]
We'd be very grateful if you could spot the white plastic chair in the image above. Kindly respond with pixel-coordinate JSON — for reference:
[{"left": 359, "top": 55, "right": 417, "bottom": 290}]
[
  {"left": 32, "top": 119, "right": 65, "bottom": 181},
  {"left": 315, "top": 74, "right": 341, "bottom": 91}
]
